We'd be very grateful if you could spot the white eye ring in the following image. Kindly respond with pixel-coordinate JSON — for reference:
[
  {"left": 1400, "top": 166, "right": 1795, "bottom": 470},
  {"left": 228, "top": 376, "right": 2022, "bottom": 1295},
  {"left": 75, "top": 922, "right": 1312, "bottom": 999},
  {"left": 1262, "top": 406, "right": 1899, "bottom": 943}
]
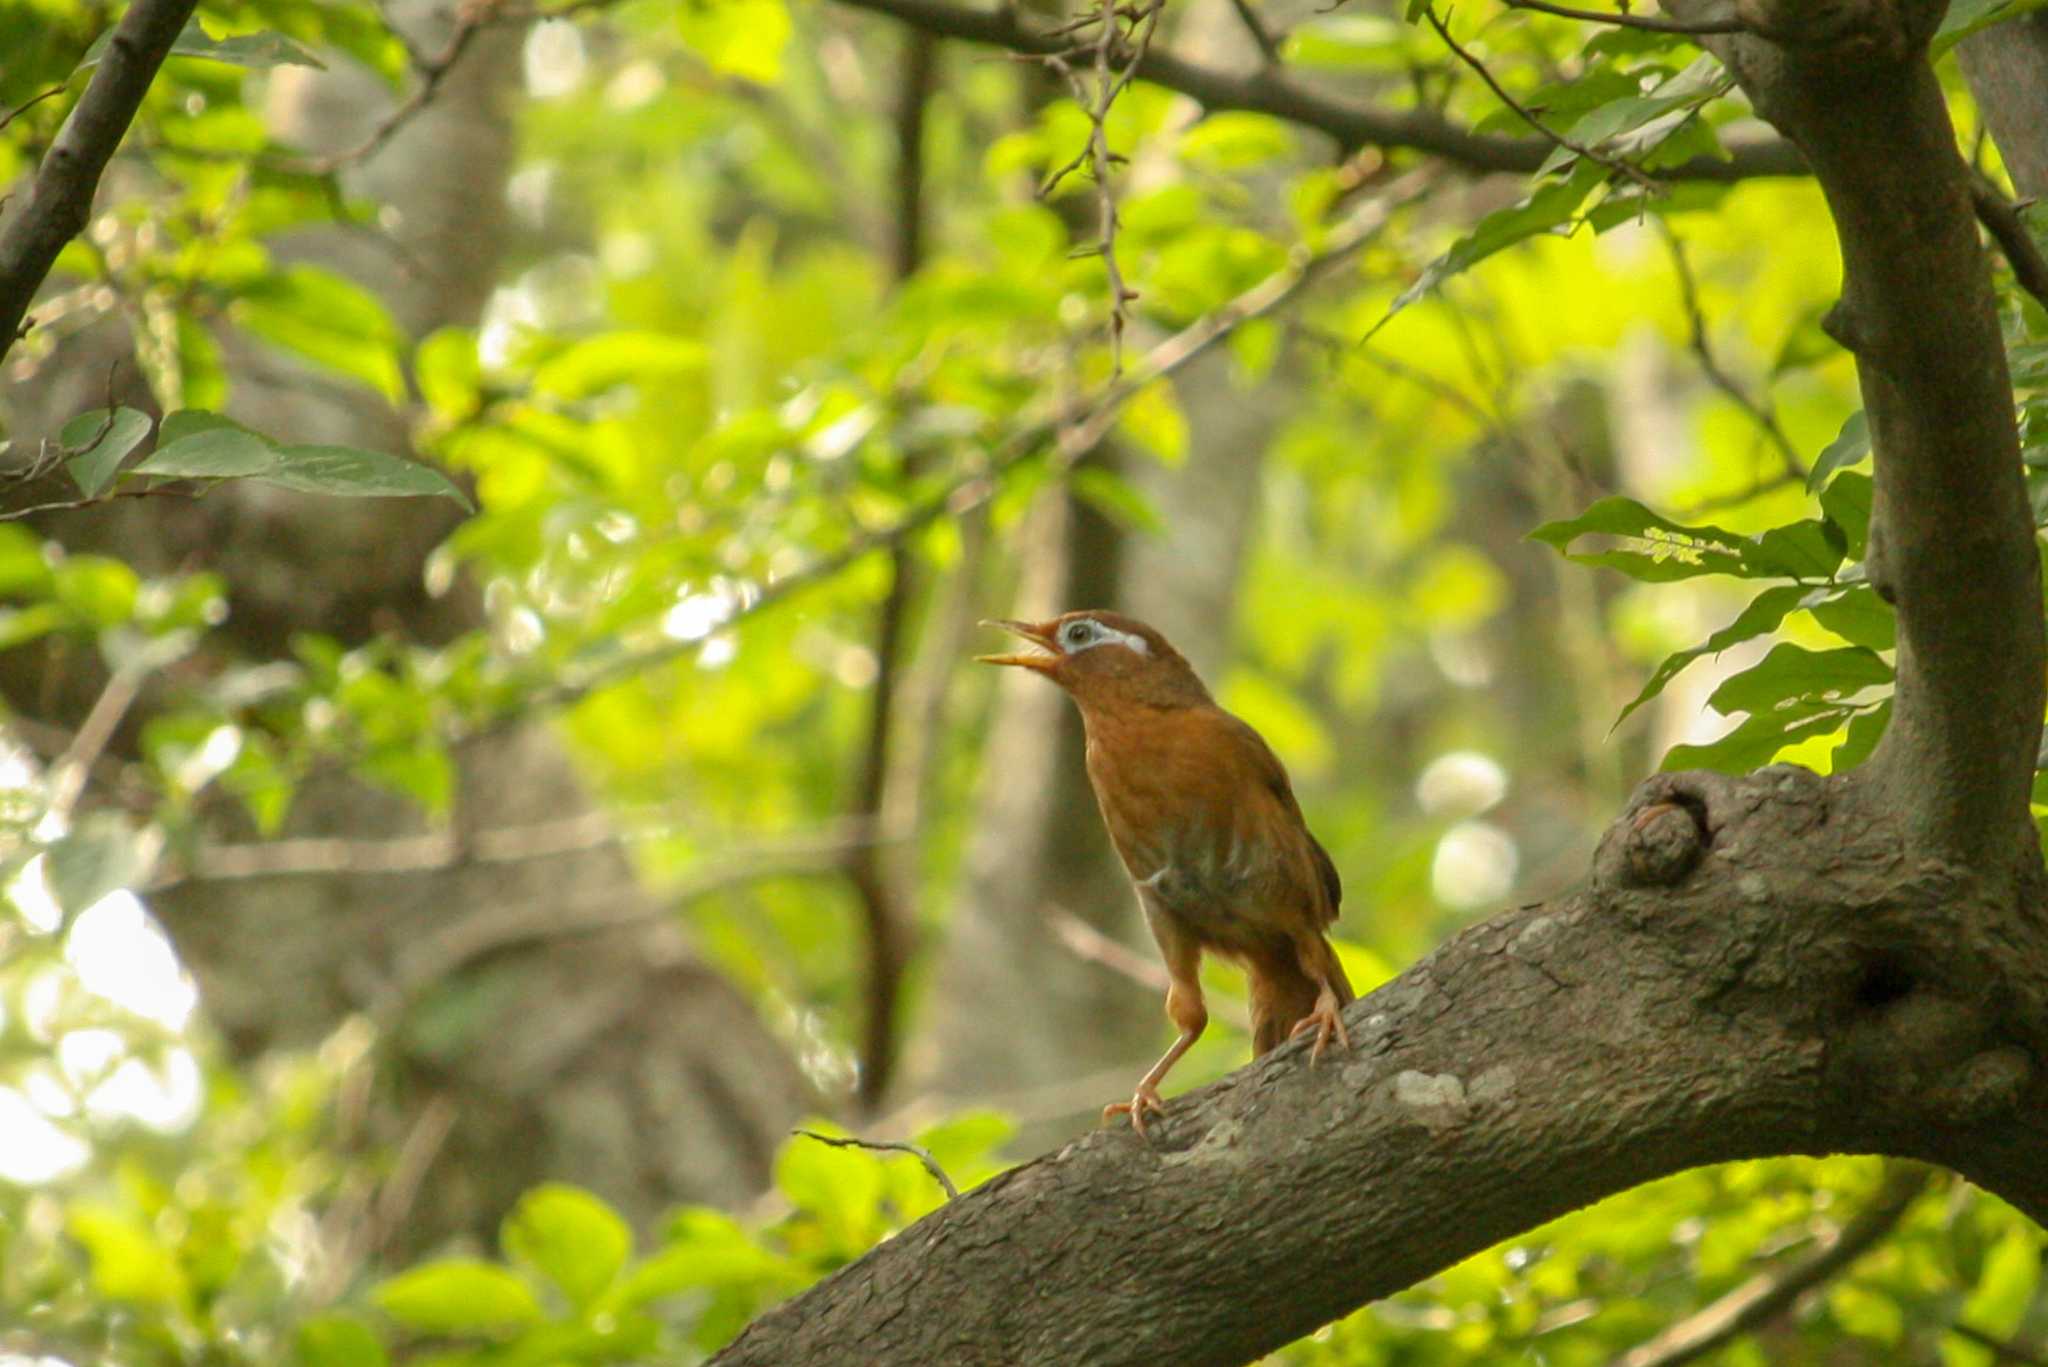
[{"left": 1061, "top": 621, "right": 1095, "bottom": 648}]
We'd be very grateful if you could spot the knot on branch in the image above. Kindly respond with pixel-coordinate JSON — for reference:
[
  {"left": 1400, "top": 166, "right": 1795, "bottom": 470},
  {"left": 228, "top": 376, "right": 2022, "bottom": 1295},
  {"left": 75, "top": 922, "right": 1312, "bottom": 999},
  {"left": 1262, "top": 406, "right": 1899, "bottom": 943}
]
[
  {"left": 1739, "top": 0, "right": 1937, "bottom": 59},
  {"left": 1622, "top": 802, "right": 1706, "bottom": 886}
]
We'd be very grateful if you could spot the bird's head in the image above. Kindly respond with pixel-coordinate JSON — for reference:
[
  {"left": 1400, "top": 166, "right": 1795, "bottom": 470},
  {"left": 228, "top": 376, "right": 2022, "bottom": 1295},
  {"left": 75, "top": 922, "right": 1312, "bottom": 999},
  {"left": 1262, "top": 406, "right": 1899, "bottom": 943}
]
[{"left": 976, "top": 611, "right": 1208, "bottom": 708}]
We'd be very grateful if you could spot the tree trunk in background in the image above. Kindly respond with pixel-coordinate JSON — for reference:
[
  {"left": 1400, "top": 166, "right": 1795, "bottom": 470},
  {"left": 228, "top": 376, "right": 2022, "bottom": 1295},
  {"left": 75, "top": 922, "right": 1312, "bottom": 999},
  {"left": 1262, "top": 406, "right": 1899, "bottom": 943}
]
[
  {"left": 2, "top": 1, "right": 809, "bottom": 1257},
  {"left": 1961, "top": 15, "right": 2048, "bottom": 196}
]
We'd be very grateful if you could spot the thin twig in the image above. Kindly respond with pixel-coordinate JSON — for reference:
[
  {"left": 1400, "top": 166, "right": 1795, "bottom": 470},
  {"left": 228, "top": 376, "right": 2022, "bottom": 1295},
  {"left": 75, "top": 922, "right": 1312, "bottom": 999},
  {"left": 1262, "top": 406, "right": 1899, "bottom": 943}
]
[
  {"left": 830, "top": 0, "right": 1806, "bottom": 181},
  {"left": 1038, "top": 0, "right": 1164, "bottom": 376},
  {"left": 47, "top": 667, "right": 143, "bottom": 821},
  {"left": 1423, "top": 4, "right": 1656, "bottom": 190},
  {"left": 0, "top": 84, "right": 69, "bottom": 135},
  {"left": 1610, "top": 1164, "right": 1933, "bottom": 1367},
  {"left": 1226, "top": 0, "right": 1283, "bottom": 65},
  {"left": 792, "top": 1128, "right": 959, "bottom": 1199},
  {"left": 1500, "top": 0, "right": 1751, "bottom": 35},
  {"left": 304, "top": 14, "right": 491, "bottom": 173},
  {"left": 1971, "top": 176, "right": 2048, "bottom": 313},
  {"left": 1043, "top": 904, "right": 1254, "bottom": 1030},
  {"left": 1660, "top": 225, "right": 1803, "bottom": 484}
]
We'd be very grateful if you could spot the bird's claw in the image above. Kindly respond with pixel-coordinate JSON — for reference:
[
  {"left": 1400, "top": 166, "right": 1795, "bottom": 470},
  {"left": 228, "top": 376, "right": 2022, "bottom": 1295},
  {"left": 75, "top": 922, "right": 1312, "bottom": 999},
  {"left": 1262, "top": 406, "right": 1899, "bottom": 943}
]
[
  {"left": 1290, "top": 1001, "right": 1351, "bottom": 1064},
  {"left": 1103, "top": 1086, "right": 1167, "bottom": 1137}
]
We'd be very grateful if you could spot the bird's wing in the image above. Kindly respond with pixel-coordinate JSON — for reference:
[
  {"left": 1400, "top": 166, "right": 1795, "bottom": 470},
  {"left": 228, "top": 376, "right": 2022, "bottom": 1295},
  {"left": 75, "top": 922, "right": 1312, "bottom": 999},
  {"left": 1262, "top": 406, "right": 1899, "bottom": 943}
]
[{"left": 1214, "top": 710, "right": 1342, "bottom": 925}]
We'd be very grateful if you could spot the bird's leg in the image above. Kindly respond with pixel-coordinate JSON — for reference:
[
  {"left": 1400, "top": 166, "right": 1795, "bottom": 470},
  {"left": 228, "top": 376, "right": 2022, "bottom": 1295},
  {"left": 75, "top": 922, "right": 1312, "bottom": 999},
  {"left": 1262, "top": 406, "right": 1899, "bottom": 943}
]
[
  {"left": 1288, "top": 937, "right": 1352, "bottom": 1064},
  {"left": 1105, "top": 956, "right": 1205, "bottom": 1138}
]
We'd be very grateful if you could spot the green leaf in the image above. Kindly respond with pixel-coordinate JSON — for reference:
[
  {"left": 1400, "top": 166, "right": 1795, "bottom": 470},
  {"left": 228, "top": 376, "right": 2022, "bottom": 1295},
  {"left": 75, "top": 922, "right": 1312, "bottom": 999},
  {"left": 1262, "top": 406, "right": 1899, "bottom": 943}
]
[
  {"left": 678, "top": 0, "right": 792, "bottom": 81},
  {"left": 1706, "top": 642, "right": 1892, "bottom": 717},
  {"left": 1807, "top": 410, "right": 1870, "bottom": 492},
  {"left": 134, "top": 422, "right": 278, "bottom": 479},
  {"left": 1820, "top": 471, "right": 1873, "bottom": 560},
  {"left": 1070, "top": 466, "right": 1163, "bottom": 535},
  {"left": 531, "top": 332, "right": 708, "bottom": 400},
  {"left": 295, "top": 1314, "right": 390, "bottom": 1367},
  {"left": 258, "top": 446, "right": 474, "bottom": 509},
  {"left": 44, "top": 815, "right": 155, "bottom": 914},
  {"left": 78, "top": 19, "right": 326, "bottom": 71},
  {"left": 58, "top": 406, "right": 152, "bottom": 496},
  {"left": 372, "top": 1260, "right": 543, "bottom": 1336},
  {"left": 1531, "top": 497, "right": 1837, "bottom": 583},
  {"left": 1934, "top": 0, "right": 2048, "bottom": 52},
  {"left": 68, "top": 1206, "right": 187, "bottom": 1308},
  {"left": 1834, "top": 699, "right": 1889, "bottom": 771},
  {"left": 1806, "top": 584, "right": 1894, "bottom": 650},
  {"left": 616, "top": 1209, "right": 798, "bottom": 1306},
  {"left": 1367, "top": 164, "right": 1599, "bottom": 339},
  {"left": 1663, "top": 701, "right": 1854, "bottom": 773},
  {"left": 502, "top": 1184, "right": 633, "bottom": 1310},
  {"left": 1959, "top": 1224, "right": 2043, "bottom": 1338},
  {"left": 1537, "top": 56, "right": 1728, "bottom": 177},
  {"left": 233, "top": 265, "right": 406, "bottom": 401},
  {"left": 1616, "top": 583, "right": 1807, "bottom": 728}
]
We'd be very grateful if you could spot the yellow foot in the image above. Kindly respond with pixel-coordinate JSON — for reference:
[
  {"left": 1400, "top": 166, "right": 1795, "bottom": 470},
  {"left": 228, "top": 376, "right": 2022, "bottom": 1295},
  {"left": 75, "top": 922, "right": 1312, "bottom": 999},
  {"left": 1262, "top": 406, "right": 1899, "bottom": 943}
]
[
  {"left": 1103, "top": 1085, "right": 1166, "bottom": 1137},
  {"left": 1290, "top": 1001, "right": 1352, "bottom": 1064}
]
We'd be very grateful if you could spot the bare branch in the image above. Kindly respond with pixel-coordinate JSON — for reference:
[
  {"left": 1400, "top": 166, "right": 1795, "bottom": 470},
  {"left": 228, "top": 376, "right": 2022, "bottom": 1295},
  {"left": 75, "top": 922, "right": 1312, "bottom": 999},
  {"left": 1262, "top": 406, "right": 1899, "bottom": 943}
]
[
  {"left": 0, "top": 84, "right": 69, "bottom": 136},
  {"left": 303, "top": 13, "right": 492, "bottom": 173},
  {"left": 792, "top": 1128, "right": 960, "bottom": 1200},
  {"left": 1226, "top": 0, "right": 1284, "bottom": 65},
  {"left": 828, "top": 0, "right": 1805, "bottom": 181},
  {"left": 1660, "top": 225, "right": 1803, "bottom": 484},
  {"left": 1611, "top": 1164, "right": 1933, "bottom": 1367},
  {"left": 1501, "top": 0, "right": 1752, "bottom": 36},
  {"left": 1424, "top": 4, "right": 1655, "bottom": 189},
  {"left": 1970, "top": 174, "right": 2048, "bottom": 312},
  {"left": 0, "top": 0, "right": 202, "bottom": 364}
]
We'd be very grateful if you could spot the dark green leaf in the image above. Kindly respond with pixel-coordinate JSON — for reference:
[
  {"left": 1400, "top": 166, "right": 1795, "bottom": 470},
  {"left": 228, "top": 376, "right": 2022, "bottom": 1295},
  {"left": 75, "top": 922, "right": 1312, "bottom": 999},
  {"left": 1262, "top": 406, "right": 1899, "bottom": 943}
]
[
  {"left": 1706, "top": 642, "right": 1892, "bottom": 716},
  {"left": 1807, "top": 410, "right": 1869, "bottom": 492},
  {"left": 1616, "top": 583, "right": 1807, "bottom": 728},
  {"left": 1819, "top": 471, "right": 1872, "bottom": 560},
  {"left": 1662, "top": 701, "right": 1854, "bottom": 774},
  {"left": 1834, "top": 700, "right": 1889, "bottom": 771},
  {"left": 258, "top": 446, "right": 473, "bottom": 509},
  {"left": 58, "top": 407, "right": 151, "bottom": 496},
  {"left": 77, "top": 19, "right": 325, "bottom": 71},
  {"left": 1805, "top": 583, "right": 1893, "bottom": 650},
  {"left": 133, "top": 426, "right": 277, "bottom": 480},
  {"left": 1530, "top": 497, "right": 1832, "bottom": 583}
]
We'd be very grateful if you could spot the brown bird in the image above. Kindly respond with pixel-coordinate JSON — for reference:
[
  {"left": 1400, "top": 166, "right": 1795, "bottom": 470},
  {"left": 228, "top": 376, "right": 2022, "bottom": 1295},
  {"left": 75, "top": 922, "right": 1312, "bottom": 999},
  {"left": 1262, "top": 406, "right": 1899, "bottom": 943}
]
[{"left": 978, "top": 610, "right": 1353, "bottom": 1134}]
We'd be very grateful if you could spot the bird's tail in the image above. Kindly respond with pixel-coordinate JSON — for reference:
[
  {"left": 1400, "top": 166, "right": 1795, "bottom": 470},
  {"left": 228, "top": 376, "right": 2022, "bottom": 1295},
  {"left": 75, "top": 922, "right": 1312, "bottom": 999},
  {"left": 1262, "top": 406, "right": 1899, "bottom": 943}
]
[{"left": 1246, "top": 935, "right": 1355, "bottom": 1057}]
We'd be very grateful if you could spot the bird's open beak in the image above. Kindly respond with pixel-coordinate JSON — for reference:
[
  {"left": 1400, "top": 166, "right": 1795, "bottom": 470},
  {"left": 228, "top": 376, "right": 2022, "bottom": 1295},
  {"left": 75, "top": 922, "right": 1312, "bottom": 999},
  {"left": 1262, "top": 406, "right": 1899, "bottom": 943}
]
[{"left": 975, "top": 619, "right": 1060, "bottom": 672}]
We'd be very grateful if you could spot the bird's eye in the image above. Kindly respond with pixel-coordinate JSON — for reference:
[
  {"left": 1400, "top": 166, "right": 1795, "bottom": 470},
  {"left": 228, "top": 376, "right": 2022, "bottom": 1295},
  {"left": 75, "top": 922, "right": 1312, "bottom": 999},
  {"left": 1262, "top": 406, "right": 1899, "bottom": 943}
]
[{"left": 1061, "top": 620, "right": 1093, "bottom": 648}]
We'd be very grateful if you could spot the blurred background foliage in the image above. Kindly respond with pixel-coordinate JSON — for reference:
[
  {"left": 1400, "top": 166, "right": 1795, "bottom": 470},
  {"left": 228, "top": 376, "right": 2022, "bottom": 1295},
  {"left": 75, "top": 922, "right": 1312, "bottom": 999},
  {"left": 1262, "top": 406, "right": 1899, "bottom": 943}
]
[{"left": 1, "top": 0, "right": 2046, "bottom": 1360}]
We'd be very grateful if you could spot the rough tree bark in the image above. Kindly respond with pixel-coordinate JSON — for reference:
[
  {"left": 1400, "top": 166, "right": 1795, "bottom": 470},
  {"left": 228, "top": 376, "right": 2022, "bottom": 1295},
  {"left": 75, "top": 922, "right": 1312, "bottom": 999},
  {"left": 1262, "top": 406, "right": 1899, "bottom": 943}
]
[{"left": 712, "top": 4, "right": 2048, "bottom": 1361}]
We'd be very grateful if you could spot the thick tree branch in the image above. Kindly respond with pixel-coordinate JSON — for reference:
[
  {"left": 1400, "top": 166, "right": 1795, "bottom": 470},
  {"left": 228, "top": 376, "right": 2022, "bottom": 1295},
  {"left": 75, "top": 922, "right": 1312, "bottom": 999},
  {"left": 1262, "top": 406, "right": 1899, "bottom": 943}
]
[
  {"left": 0, "top": 0, "right": 200, "bottom": 364},
  {"left": 1672, "top": 0, "right": 2046, "bottom": 874},
  {"left": 713, "top": 770, "right": 2048, "bottom": 1364},
  {"left": 828, "top": 0, "right": 1806, "bottom": 181}
]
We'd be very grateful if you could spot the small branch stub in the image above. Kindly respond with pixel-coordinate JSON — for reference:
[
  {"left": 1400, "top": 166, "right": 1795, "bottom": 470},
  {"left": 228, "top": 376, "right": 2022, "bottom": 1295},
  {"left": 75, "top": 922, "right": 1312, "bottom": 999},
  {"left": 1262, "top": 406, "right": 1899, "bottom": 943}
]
[{"left": 1624, "top": 801, "right": 1706, "bottom": 886}]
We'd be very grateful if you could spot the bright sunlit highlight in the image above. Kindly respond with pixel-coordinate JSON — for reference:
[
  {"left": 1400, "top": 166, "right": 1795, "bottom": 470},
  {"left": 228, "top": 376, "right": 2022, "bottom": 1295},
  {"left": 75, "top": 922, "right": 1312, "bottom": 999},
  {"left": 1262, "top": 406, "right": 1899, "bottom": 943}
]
[
  {"left": 665, "top": 591, "right": 733, "bottom": 643},
  {"left": 65, "top": 895, "right": 198, "bottom": 1032},
  {"left": 0, "top": 1088, "right": 88, "bottom": 1184},
  {"left": 1415, "top": 751, "right": 1509, "bottom": 819},
  {"left": 1431, "top": 820, "right": 1519, "bottom": 911},
  {"left": 86, "top": 1050, "right": 202, "bottom": 1132}
]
